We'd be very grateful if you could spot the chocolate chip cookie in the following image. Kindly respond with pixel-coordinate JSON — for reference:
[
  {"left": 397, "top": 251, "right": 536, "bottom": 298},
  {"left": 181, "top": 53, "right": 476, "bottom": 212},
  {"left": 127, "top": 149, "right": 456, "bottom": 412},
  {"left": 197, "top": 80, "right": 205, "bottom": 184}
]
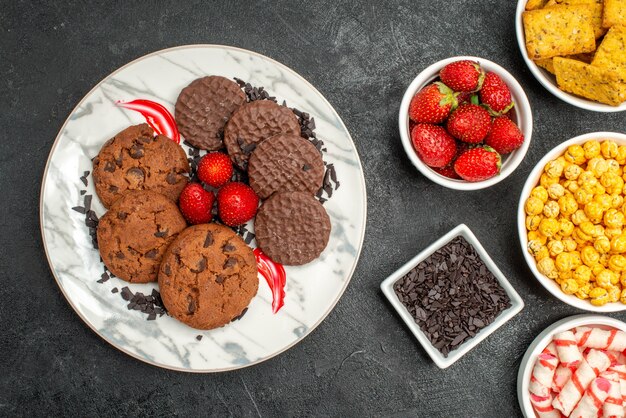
[
  {"left": 254, "top": 191, "right": 331, "bottom": 265},
  {"left": 224, "top": 100, "right": 300, "bottom": 170},
  {"left": 97, "top": 190, "right": 187, "bottom": 283},
  {"left": 248, "top": 133, "right": 325, "bottom": 199},
  {"left": 92, "top": 124, "right": 190, "bottom": 208},
  {"left": 175, "top": 76, "right": 246, "bottom": 151},
  {"left": 158, "top": 223, "right": 258, "bottom": 330}
]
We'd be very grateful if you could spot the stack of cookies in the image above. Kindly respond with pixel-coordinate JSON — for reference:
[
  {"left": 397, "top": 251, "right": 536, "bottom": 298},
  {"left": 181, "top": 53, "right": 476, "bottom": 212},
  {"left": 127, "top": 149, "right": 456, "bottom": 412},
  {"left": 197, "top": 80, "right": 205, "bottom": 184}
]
[{"left": 175, "top": 75, "right": 332, "bottom": 266}]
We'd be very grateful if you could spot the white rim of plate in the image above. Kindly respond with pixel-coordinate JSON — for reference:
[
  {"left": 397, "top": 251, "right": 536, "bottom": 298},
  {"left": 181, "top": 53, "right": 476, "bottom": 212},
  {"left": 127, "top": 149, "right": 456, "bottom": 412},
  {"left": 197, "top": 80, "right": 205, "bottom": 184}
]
[{"left": 39, "top": 44, "right": 368, "bottom": 372}]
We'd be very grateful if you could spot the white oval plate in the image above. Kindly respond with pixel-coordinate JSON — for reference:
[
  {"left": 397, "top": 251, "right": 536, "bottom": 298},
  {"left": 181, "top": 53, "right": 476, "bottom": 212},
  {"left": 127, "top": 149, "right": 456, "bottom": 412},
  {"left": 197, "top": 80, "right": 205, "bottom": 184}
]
[{"left": 40, "top": 45, "right": 367, "bottom": 372}]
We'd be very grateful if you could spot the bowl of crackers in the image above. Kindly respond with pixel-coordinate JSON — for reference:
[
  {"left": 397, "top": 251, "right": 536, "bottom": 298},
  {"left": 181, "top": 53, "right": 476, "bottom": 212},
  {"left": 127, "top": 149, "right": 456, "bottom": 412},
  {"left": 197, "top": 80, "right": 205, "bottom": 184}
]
[{"left": 516, "top": 0, "right": 626, "bottom": 112}]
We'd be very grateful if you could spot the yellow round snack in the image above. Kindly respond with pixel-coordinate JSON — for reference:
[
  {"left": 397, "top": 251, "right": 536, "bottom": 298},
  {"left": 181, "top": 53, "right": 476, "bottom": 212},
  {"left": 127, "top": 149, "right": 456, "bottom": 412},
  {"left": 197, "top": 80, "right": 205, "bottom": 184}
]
[{"left": 526, "top": 139, "right": 626, "bottom": 306}]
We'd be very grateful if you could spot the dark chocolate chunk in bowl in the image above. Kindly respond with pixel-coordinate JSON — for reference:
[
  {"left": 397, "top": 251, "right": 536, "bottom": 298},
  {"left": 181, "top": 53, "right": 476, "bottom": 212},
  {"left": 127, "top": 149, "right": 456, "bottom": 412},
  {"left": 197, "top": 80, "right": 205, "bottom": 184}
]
[{"left": 379, "top": 225, "right": 524, "bottom": 369}]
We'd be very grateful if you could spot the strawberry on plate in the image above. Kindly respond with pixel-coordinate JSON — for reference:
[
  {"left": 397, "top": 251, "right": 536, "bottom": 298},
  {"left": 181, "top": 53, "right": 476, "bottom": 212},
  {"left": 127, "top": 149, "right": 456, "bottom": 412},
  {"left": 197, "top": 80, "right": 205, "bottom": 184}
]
[
  {"left": 411, "top": 124, "right": 457, "bottom": 168},
  {"left": 217, "top": 182, "right": 259, "bottom": 227},
  {"left": 179, "top": 183, "right": 215, "bottom": 224},
  {"left": 439, "top": 60, "right": 485, "bottom": 92},
  {"left": 485, "top": 116, "right": 524, "bottom": 154},
  {"left": 454, "top": 146, "right": 501, "bottom": 182},
  {"left": 446, "top": 104, "right": 491, "bottom": 144},
  {"left": 197, "top": 152, "right": 233, "bottom": 188},
  {"left": 479, "top": 72, "right": 514, "bottom": 115},
  {"left": 408, "top": 82, "right": 457, "bottom": 124}
]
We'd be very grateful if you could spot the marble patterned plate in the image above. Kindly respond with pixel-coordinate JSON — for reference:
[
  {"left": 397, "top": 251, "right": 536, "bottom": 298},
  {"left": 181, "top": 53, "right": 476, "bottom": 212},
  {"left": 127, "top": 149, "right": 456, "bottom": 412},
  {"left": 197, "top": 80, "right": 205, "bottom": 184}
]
[{"left": 40, "top": 45, "right": 367, "bottom": 372}]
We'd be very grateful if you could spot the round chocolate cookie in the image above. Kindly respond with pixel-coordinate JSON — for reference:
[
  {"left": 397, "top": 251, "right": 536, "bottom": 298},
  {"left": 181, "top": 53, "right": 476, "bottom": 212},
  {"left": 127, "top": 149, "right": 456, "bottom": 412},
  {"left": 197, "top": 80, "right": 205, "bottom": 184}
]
[
  {"left": 224, "top": 100, "right": 300, "bottom": 170},
  {"left": 248, "top": 133, "right": 325, "bottom": 199},
  {"left": 158, "top": 223, "right": 258, "bottom": 330},
  {"left": 254, "top": 191, "right": 331, "bottom": 265},
  {"left": 97, "top": 190, "right": 187, "bottom": 283},
  {"left": 175, "top": 76, "right": 246, "bottom": 150},
  {"left": 92, "top": 124, "right": 190, "bottom": 209}
]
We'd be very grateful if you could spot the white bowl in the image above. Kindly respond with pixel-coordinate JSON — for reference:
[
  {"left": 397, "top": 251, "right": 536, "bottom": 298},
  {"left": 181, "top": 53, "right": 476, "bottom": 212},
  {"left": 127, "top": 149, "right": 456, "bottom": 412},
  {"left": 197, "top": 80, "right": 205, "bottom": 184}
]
[
  {"left": 399, "top": 56, "right": 533, "bottom": 191},
  {"left": 517, "top": 314, "right": 626, "bottom": 417},
  {"left": 518, "top": 132, "right": 626, "bottom": 312},
  {"left": 380, "top": 224, "right": 525, "bottom": 369},
  {"left": 515, "top": 0, "right": 626, "bottom": 113}
]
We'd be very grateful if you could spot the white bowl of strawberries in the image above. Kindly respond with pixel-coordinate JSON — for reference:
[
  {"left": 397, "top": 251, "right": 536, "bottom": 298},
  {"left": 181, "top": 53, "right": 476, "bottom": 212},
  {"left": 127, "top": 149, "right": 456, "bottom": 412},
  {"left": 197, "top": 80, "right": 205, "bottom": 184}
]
[{"left": 399, "top": 56, "right": 533, "bottom": 191}]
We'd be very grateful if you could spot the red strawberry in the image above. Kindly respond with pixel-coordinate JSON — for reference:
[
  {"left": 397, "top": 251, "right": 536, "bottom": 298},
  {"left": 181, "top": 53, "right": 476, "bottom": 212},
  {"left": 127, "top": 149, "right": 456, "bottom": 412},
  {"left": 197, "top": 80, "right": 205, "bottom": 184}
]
[
  {"left": 479, "top": 72, "right": 514, "bottom": 115},
  {"left": 446, "top": 104, "right": 491, "bottom": 144},
  {"left": 217, "top": 182, "right": 259, "bottom": 227},
  {"left": 432, "top": 164, "right": 460, "bottom": 179},
  {"left": 408, "top": 82, "right": 457, "bottom": 124},
  {"left": 439, "top": 60, "right": 485, "bottom": 92},
  {"left": 485, "top": 116, "right": 524, "bottom": 154},
  {"left": 454, "top": 146, "right": 501, "bottom": 182},
  {"left": 411, "top": 124, "right": 457, "bottom": 168},
  {"left": 197, "top": 152, "right": 233, "bottom": 188},
  {"left": 179, "top": 183, "right": 214, "bottom": 224}
]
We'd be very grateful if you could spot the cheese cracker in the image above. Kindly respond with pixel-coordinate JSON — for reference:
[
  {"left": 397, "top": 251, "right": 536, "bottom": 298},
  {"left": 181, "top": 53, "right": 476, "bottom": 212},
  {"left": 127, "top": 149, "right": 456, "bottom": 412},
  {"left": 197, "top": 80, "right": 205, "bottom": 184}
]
[
  {"left": 592, "top": 25, "right": 626, "bottom": 71},
  {"left": 523, "top": 5, "right": 597, "bottom": 60},
  {"left": 603, "top": 0, "right": 626, "bottom": 27},
  {"left": 554, "top": 57, "right": 626, "bottom": 105},
  {"left": 545, "top": 0, "right": 607, "bottom": 38}
]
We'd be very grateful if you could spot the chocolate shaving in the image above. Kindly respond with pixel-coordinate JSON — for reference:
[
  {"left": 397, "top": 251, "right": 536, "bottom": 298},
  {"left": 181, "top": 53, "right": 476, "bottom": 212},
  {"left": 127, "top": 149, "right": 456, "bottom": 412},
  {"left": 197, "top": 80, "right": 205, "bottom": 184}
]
[{"left": 393, "top": 236, "right": 511, "bottom": 357}]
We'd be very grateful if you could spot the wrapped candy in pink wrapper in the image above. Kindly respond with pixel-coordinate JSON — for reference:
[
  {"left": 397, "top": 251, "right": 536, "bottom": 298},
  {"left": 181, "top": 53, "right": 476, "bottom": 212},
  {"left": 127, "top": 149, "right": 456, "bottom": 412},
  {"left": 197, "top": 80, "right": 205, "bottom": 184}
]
[
  {"left": 575, "top": 327, "right": 626, "bottom": 352},
  {"left": 530, "top": 393, "right": 563, "bottom": 418},
  {"left": 569, "top": 377, "right": 611, "bottom": 418},
  {"left": 555, "top": 331, "right": 583, "bottom": 367},
  {"left": 543, "top": 341, "right": 558, "bottom": 357},
  {"left": 607, "top": 364, "right": 626, "bottom": 406},
  {"left": 553, "top": 364, "right": 577, "bottom": 393},
  {"left": 600, "top": 371, "right": 624, "bottom": 418},
  {"left": 530, "top": 353, "right": 559, "bottom": 398},
  {"left": 552, "top": 349, "right": 611, "bottom": 416}
]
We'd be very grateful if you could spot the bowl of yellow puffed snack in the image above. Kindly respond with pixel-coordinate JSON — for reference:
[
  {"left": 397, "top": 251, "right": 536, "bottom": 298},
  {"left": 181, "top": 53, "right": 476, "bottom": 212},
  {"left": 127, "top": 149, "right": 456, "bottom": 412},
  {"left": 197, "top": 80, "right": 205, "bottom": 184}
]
[
  {"left": 519, "top": 132, "right": 626, "bottom": 311},
  {"left": 516, "top": 0, "right": 626, "bottom": 112}
]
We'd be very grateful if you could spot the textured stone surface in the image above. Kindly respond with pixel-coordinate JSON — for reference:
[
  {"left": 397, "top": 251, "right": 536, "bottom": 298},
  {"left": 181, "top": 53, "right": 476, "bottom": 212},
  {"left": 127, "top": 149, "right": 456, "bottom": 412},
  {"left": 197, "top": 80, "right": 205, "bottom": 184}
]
[{"left": 1, "top": 0, "right": 626, "bottom": 416}]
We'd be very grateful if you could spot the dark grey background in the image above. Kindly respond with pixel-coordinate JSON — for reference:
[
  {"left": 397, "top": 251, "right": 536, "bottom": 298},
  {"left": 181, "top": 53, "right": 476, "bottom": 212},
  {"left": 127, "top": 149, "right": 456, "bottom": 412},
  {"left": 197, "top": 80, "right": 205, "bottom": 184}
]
[{"left": 2, "top": 0, "right": 625, "bottom": 416}]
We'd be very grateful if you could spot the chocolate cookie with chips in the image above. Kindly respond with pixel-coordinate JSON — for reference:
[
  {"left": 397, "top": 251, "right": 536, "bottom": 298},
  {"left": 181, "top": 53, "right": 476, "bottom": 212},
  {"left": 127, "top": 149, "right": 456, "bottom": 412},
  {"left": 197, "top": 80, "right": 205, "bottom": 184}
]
[
  {"left": 175, "top": 76, "right": 246, "bottom": 150},
  {"left": 224, "top": 100, "right": 300, "bottom": 170},
  {"left": 248, "top": 133, "right": 325, "bottom": 200},
  {"left": 92, "top": 124, "right": 189, "bottom": 208},
  {"left": 254, "top": 191, "right": 331, "bottom": 265},
  {"left": 158, "top": 223, "right": 258, "bottom": 330},
  {"left": 97, "top": 191, "right": 187, "bottom": 283}
]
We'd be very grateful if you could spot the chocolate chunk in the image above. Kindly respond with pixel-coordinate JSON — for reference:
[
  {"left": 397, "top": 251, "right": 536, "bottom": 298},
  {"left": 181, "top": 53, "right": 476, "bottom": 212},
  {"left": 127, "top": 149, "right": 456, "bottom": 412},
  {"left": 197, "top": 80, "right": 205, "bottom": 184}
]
[
  {"left": 104, "top": 161, "right": 116, "bottom": 172},
  {"left": 115, "top": 251, "right": 125, "bottom": 259},
  {"left": 80, "top": 176, "right": 88, "bottom": 186},
  {"left": 145, "top": 249, "right": 158, "bottom": 259},
  {"left": 215, "top": 275, "right": 225, "bottom": 284},
  {"left": 232, "top": 307, "right": 248, "bottom": 321},
  {"left": 84, "top": 195, "right": 92, "bottom": 212},
  {"left": 80, "top": 190, "right": 86, "bottom": 195},
  {"left": 302, "top": 164, "right": 311, "bottom": 171},
  {"left": 111, "top": 287, "right": 119, "bottom": 293},
  {"left": 196, "top": 335, "right": 203, "bottom": 341},
  {"left": 223, "top": 257, "right": 237, "bottom": 268},
  {"left": 166, "top": 172, "right": 177, "bottom": 185},
  {"left": 164, "top": 264, "right": 171, "bottom": 276},
  {"left": 120, "top": 287, "right": 133, "bottom": 301},
  {"left": 223, "top": 243, "right": 236, "bottom": 253},
  {"left": 188, "top": 297, "right": 196, "bottom": 314},
  {"left": 97, "top": 272, "right": 109, "bottom": 283},
  {"left": 154, "top": 230, "right": 168, "bottom": 238},
  {"left": 192, "top": 258, "right": 207, "bottom": 273},
  {"left": 129, "top": 143, "right": 144, "bottom": 159},
  {"left": 109, "top": 185, "right": 119, "bottom": 193},
  {"left": 72, "top": 206, "right": 86, "bottom": 214},
  {"left": 203, "top": 231, "right": 214, "bottom": 248},
  {"left": 117, "top": 212, "right": 127, "bottom": 220}
]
